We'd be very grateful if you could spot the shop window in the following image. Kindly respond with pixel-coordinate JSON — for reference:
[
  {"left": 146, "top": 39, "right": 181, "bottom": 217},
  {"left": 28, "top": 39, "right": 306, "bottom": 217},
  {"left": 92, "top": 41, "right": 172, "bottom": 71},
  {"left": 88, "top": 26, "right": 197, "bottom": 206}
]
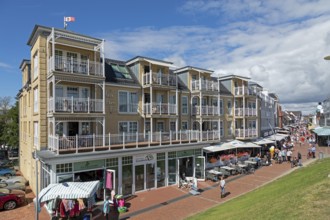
[
  {"left": 106, "top": 158, "right": 118, "bottom": 167},
  {"left": 56, "top": 163, "right": 73, "bottom": 173},
  {"left": 194, "top": 149, "right": 202, "bottom": 156},
  {"left": 157, "top": 152, "right": 165, "bottom": 160},
  {"left": 122, "top": 156, "right": 132, "bottom": 165},
  {"left": 168, "top": 151, "right": 176, "bottom": 159}
]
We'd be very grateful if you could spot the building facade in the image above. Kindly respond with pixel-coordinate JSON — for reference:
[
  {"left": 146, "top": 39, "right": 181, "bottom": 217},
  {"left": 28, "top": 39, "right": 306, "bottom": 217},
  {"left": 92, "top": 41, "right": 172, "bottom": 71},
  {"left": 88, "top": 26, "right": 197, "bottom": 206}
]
[{"left": 18, "top": 25, "right": 280, "bottom": 197}]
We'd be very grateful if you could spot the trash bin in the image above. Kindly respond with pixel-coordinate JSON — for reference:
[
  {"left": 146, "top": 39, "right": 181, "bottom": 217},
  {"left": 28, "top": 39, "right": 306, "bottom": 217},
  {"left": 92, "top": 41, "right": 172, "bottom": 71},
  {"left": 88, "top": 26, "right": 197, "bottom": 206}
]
[{"left": 319, "top": 152, "right": 324, "bottom": 159}]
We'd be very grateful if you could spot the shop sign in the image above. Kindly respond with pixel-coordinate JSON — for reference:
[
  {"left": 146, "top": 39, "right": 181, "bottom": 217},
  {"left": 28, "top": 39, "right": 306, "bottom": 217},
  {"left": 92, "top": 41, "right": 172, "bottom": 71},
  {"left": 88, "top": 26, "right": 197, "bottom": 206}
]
[
  {"left": 74, "top": 159, "right": 105, "bottom": 171},
  {"left": 177, "top": 150, "right": 194, "bottom": 158},
  {"left": 134, "top": 153, "right": 156, "bottom": 164}
]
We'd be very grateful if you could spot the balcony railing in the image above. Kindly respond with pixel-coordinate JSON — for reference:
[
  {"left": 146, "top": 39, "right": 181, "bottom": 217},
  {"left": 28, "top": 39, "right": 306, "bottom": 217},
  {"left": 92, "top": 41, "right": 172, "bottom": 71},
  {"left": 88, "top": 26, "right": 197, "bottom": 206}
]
[
  {"left": 48, "top": 55, "right": 103, "bottom": 76},
  {"left": 143, "top": 103, "right": 177, "bottom": 115},
  {"left": 235, "top": 108, "right": 257, "bottom": 116},
  {"left": 191, "top": 80, "right": 219, "bottom": 92},
  {"left": 48, "top": 97, "right": 103, "bottom": 113},
  {"left": 47, "top": 130, "right": 221, "bottom": 155},
  {"left": 143, "top": 73, "right": 176, "bottom": 86},
  {"left": 192, "top": 105, "right": 219, "bottom": 116},
  {"left": 234, "top": 87, "right": 260, "bottom": 96},
  {"left": 235, "top": 128, "right": 257, "bottom": 138}
]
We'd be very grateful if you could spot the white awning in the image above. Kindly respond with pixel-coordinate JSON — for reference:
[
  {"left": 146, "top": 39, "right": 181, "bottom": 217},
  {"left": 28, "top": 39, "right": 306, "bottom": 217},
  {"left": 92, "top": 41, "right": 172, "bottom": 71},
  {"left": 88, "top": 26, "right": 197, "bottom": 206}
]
[
  {"left": 203, "top": 140, "right": 261, "bottom": 153},
  {"left": 38, "top": 181, "right": 99, "bottom": 203},
  {"left": 253, "top": 138, "right": 275, "bottom": 145}
]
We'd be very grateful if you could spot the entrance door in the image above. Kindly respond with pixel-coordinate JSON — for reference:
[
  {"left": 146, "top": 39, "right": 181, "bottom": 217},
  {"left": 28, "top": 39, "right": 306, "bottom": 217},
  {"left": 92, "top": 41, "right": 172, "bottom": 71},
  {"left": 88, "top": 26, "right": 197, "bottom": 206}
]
[
  {"left": 195, "top": 156, "right": 205, "bottom": 181},
  {"left": 146, "top": 163, "right": 155, "bottom": 189},
  {"left": 135, "top": 165, "right": 144, "bottom": 192}
]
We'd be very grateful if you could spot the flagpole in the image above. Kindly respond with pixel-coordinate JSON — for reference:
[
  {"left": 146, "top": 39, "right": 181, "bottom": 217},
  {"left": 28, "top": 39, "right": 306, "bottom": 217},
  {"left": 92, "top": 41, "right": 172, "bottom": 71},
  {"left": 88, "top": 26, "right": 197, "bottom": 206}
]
[{"left": 64, "top": 17, "right": 66, "bottom": 29}]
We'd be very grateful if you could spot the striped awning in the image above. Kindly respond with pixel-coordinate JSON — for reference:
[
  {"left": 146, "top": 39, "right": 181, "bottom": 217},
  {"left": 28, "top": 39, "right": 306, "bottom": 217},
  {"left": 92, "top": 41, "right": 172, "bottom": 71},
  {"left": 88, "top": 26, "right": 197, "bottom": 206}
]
[{"left": 38, "top": 181, "right": 99, "bottom": 202}]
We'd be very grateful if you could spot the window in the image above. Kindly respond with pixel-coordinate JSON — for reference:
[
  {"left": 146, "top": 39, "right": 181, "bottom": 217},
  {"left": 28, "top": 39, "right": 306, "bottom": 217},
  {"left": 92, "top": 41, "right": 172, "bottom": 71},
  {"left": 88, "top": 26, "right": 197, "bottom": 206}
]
[
  {"left": 156, "top": 122, "right": 164, "bottom": 132},
  {"left": 248, "top": 120, "right": 256, "bottom": 128},
  {"left": 56, "top": 163, "right": 73, "bottom": 173},
  {"left": 81, "top": 122, "right": 90, "bottom": 135},
  {"left": 56, "top": 122, "right": 63, "bottom": 136},
  {"left": 34, "top": 87, "right": 38, "bottom": 113},
  {"left": 228, "top": 121, "right": 232, "bottom": 136},
  {"left": 181, "top": 121, "right": 188, "bottom": 130},
  {"left": 212, "top": 121, "right": 218, "bottom": 130},
  {"left": 220, "top": 99, "right": 223, "bottom": 115},
  {"left": 67, "top": 87, "right": 79, "bottom": 98},
  {"left": 170, "top": 121, "right": 176, "bottom": 131},
  {"left": 220, "top": 121, "right": 224, "bottom": 137},
  {"left": 119, "top": 121, "right": 138, "bottom": 134},
  {"left": 227, "top": 100, "right": 232, "bottom": 115},
  {"left": 119, "top": 91, "right": 138, "bottom": 113},
  {"left": 33, "top": 52, "right": 38, "bottom": 80},
  {"left": 34, "top": 122, "right": 38, "bottom": 147},
  {"left": 111, "top": 64, "right": 132, "bottom": 79},
  {"left": 182, "top": 96, "right": 188, "bottom": 114}
]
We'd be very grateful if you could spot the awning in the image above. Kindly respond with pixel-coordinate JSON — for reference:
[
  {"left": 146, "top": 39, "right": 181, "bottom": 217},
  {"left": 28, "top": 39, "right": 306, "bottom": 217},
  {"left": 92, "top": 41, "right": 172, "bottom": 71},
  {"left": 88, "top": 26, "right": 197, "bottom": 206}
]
[
  {"left": 38, "top": 181, "right": 99, "bottom": 203},
  {"left": 203, "top": 140, "right": 261, "bottom": 153},
  {"left": 313, "top": 127, "right": 330, "bottom": 136},
  {"left": 253, "top": 138, "right": 275, "bottom": 145},
  {"left": 266, "top": 134, "right": 288, "bottom": 141}
]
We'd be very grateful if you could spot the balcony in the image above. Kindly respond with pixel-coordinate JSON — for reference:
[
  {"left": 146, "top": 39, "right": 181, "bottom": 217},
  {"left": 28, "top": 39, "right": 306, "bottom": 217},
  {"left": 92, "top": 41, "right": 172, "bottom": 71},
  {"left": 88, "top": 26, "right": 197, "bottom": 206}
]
[
  {"left": 235, "top": 108, "right": 257, "bottom": 117},
  {"left": 235, "top": 128, "right": 257, "bottom": 138},
  {"left": 143, "top": 103, "right": 177, "bottom": 115},
  {"left": 191, "top": 80, "right": 219, "bottom": 92},
  {"left": 192, "top": 105, "right": 219, "bottom": 116},
  {"left": 234, "top": 87, "right": 259, "bottom": 96},
  {"left": 47, "top": 130, "right": 221, "bottom": 155},
  {"left": 48, "top": 97, "right": 103, "bottom": 113},
  {"left": 143, "top": 73, "right": 176, "bottom": 87},
  {"left": 48, "top": 55, "right": 103, "bottom": 76}
]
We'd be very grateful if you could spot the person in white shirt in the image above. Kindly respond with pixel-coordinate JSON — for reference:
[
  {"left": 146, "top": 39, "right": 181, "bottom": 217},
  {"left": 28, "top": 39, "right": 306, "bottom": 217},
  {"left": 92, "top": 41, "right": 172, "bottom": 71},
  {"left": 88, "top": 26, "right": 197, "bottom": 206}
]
[{"left": 220, "top": 176, "right": 226, "bottom": 198}]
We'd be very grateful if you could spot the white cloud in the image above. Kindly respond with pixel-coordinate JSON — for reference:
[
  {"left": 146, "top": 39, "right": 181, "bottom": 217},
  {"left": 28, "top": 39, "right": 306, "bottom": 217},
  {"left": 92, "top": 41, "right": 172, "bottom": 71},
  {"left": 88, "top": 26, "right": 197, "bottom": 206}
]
[
  {"left": 0, "top": 62, "right": 11, "bottom": 69},
  {"left": 99, "top": 1, "right": 330, "bottom": 115}
]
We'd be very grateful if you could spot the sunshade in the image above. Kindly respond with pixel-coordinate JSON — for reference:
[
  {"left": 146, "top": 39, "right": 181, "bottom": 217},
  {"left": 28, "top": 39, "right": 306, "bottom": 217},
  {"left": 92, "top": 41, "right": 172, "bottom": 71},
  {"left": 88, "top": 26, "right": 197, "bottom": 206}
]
[
  {"left": 203, "top": 140, "right": 260, "bottom": 153},
  {"left": 313, "top": 127, "right": 330, "bottom": 136},
  {"left": 38, "top": 181, "right": 99, "bottom": 202},
  {"left": 253, "top": 138, "right": 275, "bottom": 145}
]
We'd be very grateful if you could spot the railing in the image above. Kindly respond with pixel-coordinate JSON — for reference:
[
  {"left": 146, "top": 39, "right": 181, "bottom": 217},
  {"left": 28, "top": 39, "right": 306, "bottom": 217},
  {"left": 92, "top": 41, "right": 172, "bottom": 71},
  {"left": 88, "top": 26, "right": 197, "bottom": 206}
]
[
  {"left": 235, "top": 108, "right": 257, "bottom": 116},
  {"left": 48, "top": 130, "right": 221, "bottom": 155},
  {"left": 191, "top": 80, "right": 219, "bottom": 92},
  {"left": 143, "top": 73, "right": 176, "bottom": 86},
  {"left": 235, "top": 128, "right": 257, "bottom": 138},
  {"left": 48, "top": 55, "right": 103, "bottom": 76},
  {"left": 48, "top": 97, "right": 103, "bottom": 113},
  {"left": 234, "top": 87, "right": 260, "bottom": 96},
  {"left": 192, "top": 105, "right": 219, "bottom": 116},
  {"left": 143, "top": 103, "right": 177, "bottom": 115}
]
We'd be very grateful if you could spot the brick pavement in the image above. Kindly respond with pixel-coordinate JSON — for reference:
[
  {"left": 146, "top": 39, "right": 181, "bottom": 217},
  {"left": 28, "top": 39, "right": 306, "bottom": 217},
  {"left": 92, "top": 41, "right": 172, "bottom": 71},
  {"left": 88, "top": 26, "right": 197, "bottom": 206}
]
[{"left": 0, "top": 140, "right": 326, "bottom": 220}]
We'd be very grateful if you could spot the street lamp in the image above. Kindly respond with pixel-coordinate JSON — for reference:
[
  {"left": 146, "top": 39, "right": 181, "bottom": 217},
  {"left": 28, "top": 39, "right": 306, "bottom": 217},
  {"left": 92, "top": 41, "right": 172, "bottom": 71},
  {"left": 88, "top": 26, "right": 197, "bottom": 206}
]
[{"left": 32, "top": 150, "right": 39, "bottom": 220}]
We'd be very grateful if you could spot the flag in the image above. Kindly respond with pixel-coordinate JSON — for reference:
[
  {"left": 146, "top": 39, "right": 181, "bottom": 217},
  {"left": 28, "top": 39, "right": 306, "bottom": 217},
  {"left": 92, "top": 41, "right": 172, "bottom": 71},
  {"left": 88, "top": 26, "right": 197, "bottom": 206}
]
[{"left": 64, "top": 17, "right": 75, "bottom": 22}]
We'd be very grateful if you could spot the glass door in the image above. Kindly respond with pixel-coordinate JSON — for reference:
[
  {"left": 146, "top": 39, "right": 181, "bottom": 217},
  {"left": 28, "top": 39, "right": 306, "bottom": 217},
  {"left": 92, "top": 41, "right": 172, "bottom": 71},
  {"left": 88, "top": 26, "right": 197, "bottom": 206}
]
[
  {"left": 195, "top": 156, "right": 205, "bottom": 181},
  {"left": 135, "top": 165, "right": 144, "bottom": 192},
  {"left": 146, "top": 163, "right": 155, "bottom": 189}
]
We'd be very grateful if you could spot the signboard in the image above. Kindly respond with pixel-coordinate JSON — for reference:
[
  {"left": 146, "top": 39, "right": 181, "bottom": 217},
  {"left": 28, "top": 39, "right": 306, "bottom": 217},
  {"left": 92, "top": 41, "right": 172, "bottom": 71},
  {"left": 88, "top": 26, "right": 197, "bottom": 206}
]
[
  {"left": 134, "top": 153, "right": 156, "bottom": 164},
  {"left": 177, "top": 150, "right": 194, "bottom": 158},
  {"left": 74, "top": 159, "right": 105, "bottom": 172}
]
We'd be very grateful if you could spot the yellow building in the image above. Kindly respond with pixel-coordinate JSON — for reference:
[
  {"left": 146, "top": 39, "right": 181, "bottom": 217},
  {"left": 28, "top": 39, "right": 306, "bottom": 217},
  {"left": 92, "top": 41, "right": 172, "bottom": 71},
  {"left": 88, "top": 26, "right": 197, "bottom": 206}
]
[{"left": 18, "top": 25, "right": 278, "bottom": 198}]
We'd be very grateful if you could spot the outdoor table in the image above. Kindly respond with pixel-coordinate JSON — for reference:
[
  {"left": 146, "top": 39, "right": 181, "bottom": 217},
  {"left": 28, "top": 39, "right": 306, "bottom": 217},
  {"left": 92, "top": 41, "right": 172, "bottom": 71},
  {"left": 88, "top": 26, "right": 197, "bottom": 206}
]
[
  {"left": 207, "top": 169, "right": 222, "bottom": 181},
  {"left": 238, "top": 164, "right": 247, "bottom": 168},
  {"left": 245, "top": 160, "right": 257, "bottom": 165},
  {"left": 221, "top": 166, "right": 236, "bottom": 175}
]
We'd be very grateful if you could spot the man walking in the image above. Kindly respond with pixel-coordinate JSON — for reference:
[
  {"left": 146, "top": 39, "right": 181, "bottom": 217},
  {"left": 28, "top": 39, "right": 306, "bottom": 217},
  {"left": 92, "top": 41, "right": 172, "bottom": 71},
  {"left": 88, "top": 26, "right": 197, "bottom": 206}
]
[{"left": 220, "top": 176, "right": 226, "bottom": 198}]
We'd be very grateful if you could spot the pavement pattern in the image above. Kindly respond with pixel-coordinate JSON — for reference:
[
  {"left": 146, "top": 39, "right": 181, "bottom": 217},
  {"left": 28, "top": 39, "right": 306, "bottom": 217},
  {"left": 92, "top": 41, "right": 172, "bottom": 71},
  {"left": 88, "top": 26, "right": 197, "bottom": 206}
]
[{"left": 1, "top": 141, "right": 328, "bottom": 220}]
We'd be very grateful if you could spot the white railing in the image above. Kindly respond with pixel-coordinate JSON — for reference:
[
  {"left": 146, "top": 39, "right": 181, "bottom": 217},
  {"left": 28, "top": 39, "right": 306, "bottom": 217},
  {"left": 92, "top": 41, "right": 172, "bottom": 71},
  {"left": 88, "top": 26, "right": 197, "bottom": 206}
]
[
  {"left": 191, "top": 80, "right": 219, "bottom": 92},
  {"left": 48, "top": 97, "right": 103, "bottom": 113},
  {"left": 48, "top": 55, "right": 103, "bottom": 76},
  {"left": 47, "top": 130, "right": 220, "bottom": 155},
  {"left": 143, "top": 73, "right": 176, "bottom": 86},
  {"left": 143, "top": 103, "right": 177, "bottom": 115},
  {"left": 234, "top": 87, "right": 260, "bottom": 96},
  {"left": 192, "top": 105, "right": 219, "bottom": 116},
  {"left": 235, "top": 108, "right": 257, "bottom": 116},
  {"left": 235, "top": 128, "right": 257, "bottom": 138}
]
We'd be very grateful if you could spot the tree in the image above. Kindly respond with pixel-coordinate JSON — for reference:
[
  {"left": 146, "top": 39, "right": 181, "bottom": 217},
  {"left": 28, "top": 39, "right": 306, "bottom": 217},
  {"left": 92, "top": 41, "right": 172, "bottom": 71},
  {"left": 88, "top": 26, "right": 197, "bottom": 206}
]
[
  {"left": 1, "top": 101, "right": 19, "bottom": 147},
  {"left": 0, "top": 96, "right": 11, "bottom": 115}
]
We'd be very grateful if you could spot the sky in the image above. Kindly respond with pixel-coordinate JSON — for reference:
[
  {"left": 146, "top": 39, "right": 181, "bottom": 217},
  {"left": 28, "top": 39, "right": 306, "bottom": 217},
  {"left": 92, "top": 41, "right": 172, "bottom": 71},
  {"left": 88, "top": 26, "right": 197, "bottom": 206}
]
[{"left": 1, "top": 0, "right": 330, "bottom": 115}]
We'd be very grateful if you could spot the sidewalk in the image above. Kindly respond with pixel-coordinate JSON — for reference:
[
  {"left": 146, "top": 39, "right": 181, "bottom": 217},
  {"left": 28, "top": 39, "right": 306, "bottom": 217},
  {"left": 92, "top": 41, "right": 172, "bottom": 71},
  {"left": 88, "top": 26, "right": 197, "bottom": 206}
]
[{"left": 0, "top": 141, "right": 323, "bottom": 220}]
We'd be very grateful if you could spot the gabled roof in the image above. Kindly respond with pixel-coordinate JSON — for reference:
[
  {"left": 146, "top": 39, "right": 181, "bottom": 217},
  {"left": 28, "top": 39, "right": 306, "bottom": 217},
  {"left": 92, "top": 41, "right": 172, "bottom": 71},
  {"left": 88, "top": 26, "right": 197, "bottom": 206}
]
[
  {"left": 174, "top": 66, "right": 214, "bottom": 75},
  {"left": 219, "top": 81, "right": 232, "bottom": 96},
  {"left": 218, "top": 74, "right": 250, "bottom": 81},
  {"left": 126, "top": 56, "right": 176, "bottom": 68}
]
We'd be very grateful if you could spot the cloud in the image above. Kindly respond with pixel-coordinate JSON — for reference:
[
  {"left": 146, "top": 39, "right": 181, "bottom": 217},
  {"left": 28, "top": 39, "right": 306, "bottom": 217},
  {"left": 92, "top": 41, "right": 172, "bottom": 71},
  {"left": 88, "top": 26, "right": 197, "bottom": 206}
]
[
  {"left": 0, "top": 62, "right": 11, "bottom": 69},
  {"left": 99, "top": 1, "right": 330, "bottom": 115}
]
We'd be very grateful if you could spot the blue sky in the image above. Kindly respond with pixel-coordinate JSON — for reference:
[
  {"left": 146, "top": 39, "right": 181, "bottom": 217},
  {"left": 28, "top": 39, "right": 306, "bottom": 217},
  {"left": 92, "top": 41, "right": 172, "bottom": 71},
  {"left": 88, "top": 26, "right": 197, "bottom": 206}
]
[{"left": 1, "top": 0, "right": 330, "bottom": 114}]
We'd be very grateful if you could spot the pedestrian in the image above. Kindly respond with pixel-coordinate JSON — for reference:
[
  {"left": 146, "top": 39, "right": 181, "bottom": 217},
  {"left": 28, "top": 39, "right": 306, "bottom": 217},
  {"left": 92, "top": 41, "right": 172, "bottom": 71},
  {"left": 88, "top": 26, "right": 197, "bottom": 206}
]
[
  {"left": 311, "top": 144, "right": 316, "bottom": 158},
  {"left": 220, "top": 176, "right": 226, "bottom": 198},
  {"left": 287, "top": 149, "right": 292, "bottom": 163},
  {"left": 297, "top": 151, "right": 302, "bottom": 166},
  {"left": 103, "top": 196, "right": 111, "bottom": 220}
]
